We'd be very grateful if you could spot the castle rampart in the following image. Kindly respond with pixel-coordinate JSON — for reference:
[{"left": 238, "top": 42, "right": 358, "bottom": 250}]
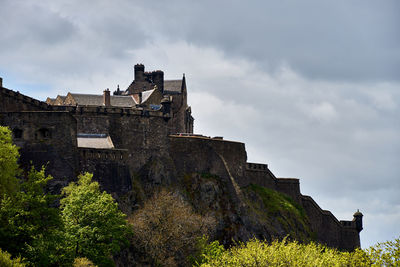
[{"left": 0, "top": 68, "right": 362, "bottom": 251}]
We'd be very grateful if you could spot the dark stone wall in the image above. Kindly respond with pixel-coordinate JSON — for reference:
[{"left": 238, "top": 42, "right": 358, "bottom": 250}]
[
  {"left": 72, "top": 109, "right": 170, "bottom": 172},
  {"left": 0, "top": 111, "right": 79, "bottom": 191},
  {"left": 78, "top": 148, "right": 131, "bottom": 195},
  {"left": 168, "top": 136, "right": 247, "bottom": 182},
  {"left": 0, "top": 87, "right": 49, "bottom": 112}
]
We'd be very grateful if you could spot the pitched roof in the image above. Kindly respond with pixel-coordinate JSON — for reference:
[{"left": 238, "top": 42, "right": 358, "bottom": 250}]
[
  {"left": 77, "top": 134, "right": 115, "bottom": 149},
  {"left": 68, "top": 93, "right": 136, "bottom": 107},
  {"left": 164, "top": 80, "right": 182, "bottom": 94}
]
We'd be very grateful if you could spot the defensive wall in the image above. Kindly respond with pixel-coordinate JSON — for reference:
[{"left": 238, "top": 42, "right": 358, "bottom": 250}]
[
  {"left": 168, "top": 135, "right": 361, "bottom": 250},
  {"left": 0, "top": 111, "right": 78, "bottom": 191},
  {"left": 0, "top": 79, "right": 362, "bottom": 250}
]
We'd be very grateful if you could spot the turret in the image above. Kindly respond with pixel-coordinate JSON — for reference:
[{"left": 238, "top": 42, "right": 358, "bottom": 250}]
[
  {"left": 161, "top": 96, "right": 171, "bottom": 115},
  {"left": 134, "top": 64, "right": 145, "bottom": 81},
  {"left": 353, "top": 209, "right": 363, "bottom": 232}
]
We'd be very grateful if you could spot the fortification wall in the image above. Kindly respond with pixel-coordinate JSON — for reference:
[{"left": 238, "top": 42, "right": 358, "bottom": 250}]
[
  {"left": 0, "top": 86, "right": 49, "bottom": 112},
  {"left": 0, "top": 111, "right": 78, "bottom": 190},
  {"left": 244, "top": 163, "right": 277, "bottom": 188},
  {"left": 168, "top": 135, "right": 247, "bottom": 180},
  {"left": 301, "top": 195, "right": 344, "bottom": 248},
  {"left": 61, "top": 106, "right": 171, "bottom": 172},
  {"left": 78, "top": 148, "right": 131, "bottom": 194}
]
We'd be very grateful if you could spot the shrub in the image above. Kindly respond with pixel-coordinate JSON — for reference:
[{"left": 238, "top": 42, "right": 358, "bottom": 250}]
[
  {"left": 128, "top": 189, "right": 215, "bottom": 266},
  {"left": 199, "top": 238, "right": 373, "bottom": 267},
  {"left": 73, "top": 257, "right": 97, "bottom": 267},
  {"left": 0, "top": 248, "right": 25, "bottom": 267}
]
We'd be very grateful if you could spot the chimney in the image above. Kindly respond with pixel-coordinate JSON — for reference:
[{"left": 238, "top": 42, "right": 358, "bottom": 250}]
[
  {"left": 0, "top": 77, "right": 2, "bottom": 87},
  {"left": 152, "top": 70, "right": 164, "bottom": 93},
  {"left": 103, "top": 89, "right": 111, "bottom": 106},
  {"left": 134, "top": 64, "right": 145, "bottom": 81}
]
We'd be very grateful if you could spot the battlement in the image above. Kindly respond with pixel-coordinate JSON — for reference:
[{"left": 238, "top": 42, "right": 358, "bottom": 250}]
[
  {"left": 0, "top": 86, "right": 50, "bottom": 111},
  {"left": 78, "top": 147, "right": 128, "bottom": 161},
  {"left": 246, "top": 162, "right": 269, "bottom": 171}
]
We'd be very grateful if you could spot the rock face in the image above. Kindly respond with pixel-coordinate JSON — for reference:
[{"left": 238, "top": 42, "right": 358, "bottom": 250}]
[{"left": 0, "top": 71, "right": 362, "bottom": 254}]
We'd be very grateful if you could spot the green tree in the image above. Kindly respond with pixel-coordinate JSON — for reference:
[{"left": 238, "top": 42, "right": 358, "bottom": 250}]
[
  {"left": 0, "top": 166, "right": 65, "bottom": 266},
  {"left": 60, "top": 173, "right": 129, "bottom": 267},
  {"left": 0, "top": 126, "right": 20, "bottom": 201}
]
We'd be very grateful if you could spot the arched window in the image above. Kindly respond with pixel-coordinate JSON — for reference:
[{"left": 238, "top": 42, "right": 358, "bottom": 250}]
[{"left": 12, "top": 128, "right": 23, "bottom": 139}]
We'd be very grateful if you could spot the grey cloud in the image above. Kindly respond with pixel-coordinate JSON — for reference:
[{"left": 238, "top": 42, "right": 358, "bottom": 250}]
[{"left": 139, "top": 0, "right": 400, "bottom": 82}]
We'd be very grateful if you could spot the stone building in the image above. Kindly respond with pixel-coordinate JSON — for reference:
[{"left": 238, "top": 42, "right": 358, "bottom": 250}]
[{"left": 0, "top": 65, "right": 363, "bottom": 251}]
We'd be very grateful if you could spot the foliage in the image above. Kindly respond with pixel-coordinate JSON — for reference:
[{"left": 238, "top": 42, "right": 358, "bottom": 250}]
[
  {"left": 73, "top": 257, "right": 97, "bottom": 267},
  {"left": 128, "top": 189, "right": 215, "bottom": 266},
  {"left": 0, "top": 166, "right": 65, "bottom": 266},
  {"left": 366, "top": 236, "right": 400, "bottom": 266},
  {"left": 190, "top": 236, "right": 225, "bottom": 266},
  {"left": 0, "top": 248, "right": 25, "bottom": 267},
  {"left": 0, "top": 126, "right": 20, "bottom": 201},
  {"left": 60, "top": 172, "right": 129, "bottom": 267},
  {"left": 198, "top": 238, "right": 373, "bottom": 267}
]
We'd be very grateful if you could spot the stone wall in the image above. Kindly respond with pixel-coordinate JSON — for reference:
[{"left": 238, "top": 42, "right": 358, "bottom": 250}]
[
  {"left": 0, "top": 111, "right": 78, "bottom": 191},
  {"left": 78, "top": 148, "right": 131, "bottom": 195},
  {"left": 0, "top": 86, "right": 49, "bottom": 112}
]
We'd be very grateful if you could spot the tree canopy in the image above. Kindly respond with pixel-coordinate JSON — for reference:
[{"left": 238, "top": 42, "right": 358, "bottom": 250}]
[
  {"left": 0, "top": 126, "right": 20, "bottom": 200},
  {"left": 60, "top": 172, "right": 129, "bottom": 266}
]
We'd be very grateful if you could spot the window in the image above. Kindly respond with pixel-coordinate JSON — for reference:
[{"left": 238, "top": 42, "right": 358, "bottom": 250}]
[{"left": 36, "top": 128, "right": 51, "bottom": 140}]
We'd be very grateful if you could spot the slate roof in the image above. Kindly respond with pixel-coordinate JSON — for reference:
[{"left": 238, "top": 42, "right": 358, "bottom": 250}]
[
  {"left": 164, "top": 80, "right": 182, "bottom": 94},
  {"left": 68, "top": 94, "right": 137, "bottom": 107},
  {"left": 77, "top": 134, "right": 115, "bottom": 149}
]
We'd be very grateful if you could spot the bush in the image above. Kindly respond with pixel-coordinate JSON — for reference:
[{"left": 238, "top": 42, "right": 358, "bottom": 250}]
[
  {"left": 128, "top": 189, "right": 215, "bottom": 266},
  {"left": 0, "top": 248, "right": 25, "bottom": 267},
  {"left": 199, "top": 238, "right": 373, "bottom": 267},
  {"left": 367, "top": 236, "right": 400, "bottom": 266},
  {"left": 73, "top": 257, "right": 97, "bottom": 267}
]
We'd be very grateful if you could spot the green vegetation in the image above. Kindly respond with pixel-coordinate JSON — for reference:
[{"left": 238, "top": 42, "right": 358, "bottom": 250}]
[
  {"left": 248, "top": 184, "right": 305, "bottom": 218},
  {"left": 0, "top": 166, "right": 64, "bottom": 266},
  {"left": 366, "top": 237, "right": 400, "bottom": 266},
  {"left": 61, "top": 173, "right": 129, "bottom": 266},
  {"left": 245, "top": 184, "right": 313, "bottom": 240},
  {"left": 198, "top": 238, "right": 360, "bottom": 266},
  {"left": 0, "top": 248, "right": 25, "bottom": 267},
  {"left": 0, "top": 127, "right": 129, "bottom": 266},
  {"left": 0, "top": 126, "right": 20, "bottom": 200}
]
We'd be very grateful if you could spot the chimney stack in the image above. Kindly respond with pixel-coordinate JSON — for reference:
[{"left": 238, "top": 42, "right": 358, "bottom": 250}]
[
  {"left": 103, "top": 89, "right": 111, "bottom": 106},
  {"left": 0, "top": 77, "right": 3, "bottom": 87},
  {"left": 134, "top": 64, "right": 145, "bottom": 81}
]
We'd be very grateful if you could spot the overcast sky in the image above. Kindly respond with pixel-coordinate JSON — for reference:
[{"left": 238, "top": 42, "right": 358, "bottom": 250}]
[{"left": 0, "top": 0, "right": 399, "bottom": 248}]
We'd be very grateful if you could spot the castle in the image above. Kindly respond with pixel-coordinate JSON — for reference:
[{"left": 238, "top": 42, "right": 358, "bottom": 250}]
[{"left": 0, "top": 64, "right": 363, "bottom": 251}]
